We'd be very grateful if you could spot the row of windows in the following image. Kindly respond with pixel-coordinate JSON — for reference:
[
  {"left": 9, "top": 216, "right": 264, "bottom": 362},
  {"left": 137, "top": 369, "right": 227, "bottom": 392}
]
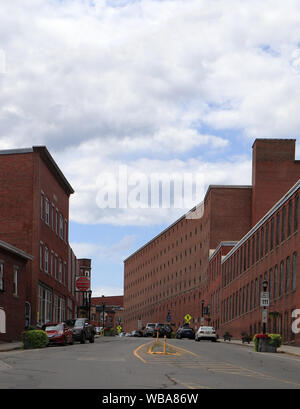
[
  {"left": 41, "top": 192, "right": 68, "bottom": 242},
  {"left": 39, "top": 243, "right": 67, "bottom": 285},
  {"left": 221, "top": 252, "right": 297, "bottom": 324},
  {"left": 223, "top": 193, "right": 298, "bottom": 287},
  {"left": 126, "top": 219, "right": 205, "bottom": 266},
  {"left": 37, "top": 284, "right": 69, "bottom": 325},
  {"left": 0, "top": 262, "right": 19, "bottom": 296}
]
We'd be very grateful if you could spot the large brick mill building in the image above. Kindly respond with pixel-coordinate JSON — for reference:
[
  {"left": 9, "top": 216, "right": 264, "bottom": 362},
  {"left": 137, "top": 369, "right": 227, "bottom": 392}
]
[
  {"left": 123, "top": 139, "right": 300, "bottom": 345},
  {"left": 0, "top": 146, "right": 91, "bottom": 341}
]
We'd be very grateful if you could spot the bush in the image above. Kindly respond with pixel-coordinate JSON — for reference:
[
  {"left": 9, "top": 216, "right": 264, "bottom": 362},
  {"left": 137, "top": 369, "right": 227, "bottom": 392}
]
[
  {"left": 22, "top": 330, "right": 49, "bottom": 349},
  {"left": 268, "top": 334, "right": 282, "bottom": 349}
]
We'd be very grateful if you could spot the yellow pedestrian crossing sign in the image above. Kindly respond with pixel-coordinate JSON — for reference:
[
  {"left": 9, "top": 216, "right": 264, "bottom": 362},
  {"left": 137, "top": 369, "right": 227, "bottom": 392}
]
[
  {"left": 117, "top": 325, "right": 122, "bottom": 333},
  {"left": 184, "top": 314, "right": 192, "bottom": 323}
]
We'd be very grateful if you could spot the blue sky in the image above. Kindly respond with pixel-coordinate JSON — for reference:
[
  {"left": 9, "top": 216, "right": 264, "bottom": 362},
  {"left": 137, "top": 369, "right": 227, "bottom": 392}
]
[{"left": 0, "top": 0, "right": 300, "bottom": 295}]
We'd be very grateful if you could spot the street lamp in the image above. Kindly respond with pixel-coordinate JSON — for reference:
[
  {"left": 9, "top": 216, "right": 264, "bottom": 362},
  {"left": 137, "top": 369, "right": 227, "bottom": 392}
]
[
  {"left": 262, "top": 280, "right": 268, "bottom": 335},
  {"left": 201, "top": 300, "right": 205, "bottom": 325},
  {"left": 101, "top": 295, "right": 106, "bottom": 335}
]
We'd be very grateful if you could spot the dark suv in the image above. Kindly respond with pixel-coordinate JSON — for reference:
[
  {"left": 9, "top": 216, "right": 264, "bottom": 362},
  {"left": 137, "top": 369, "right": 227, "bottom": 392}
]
[
  {"left": 152, "top": 323, "right": 172, "bottom": 338},
  {"left": 72, "top": 318, "right": 95, "bottom": 344}
]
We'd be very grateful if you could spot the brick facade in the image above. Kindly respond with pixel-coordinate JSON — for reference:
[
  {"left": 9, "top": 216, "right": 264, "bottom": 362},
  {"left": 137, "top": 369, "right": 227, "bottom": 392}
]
[
  {"left": 123, "top": 139, "right": 300, "bottom": 344},
  {"left": 0, "top": 240, "right": 32, "bottom": 342},
  {"left": 0, "top": 147, "right": 84, "bottom": 330}
]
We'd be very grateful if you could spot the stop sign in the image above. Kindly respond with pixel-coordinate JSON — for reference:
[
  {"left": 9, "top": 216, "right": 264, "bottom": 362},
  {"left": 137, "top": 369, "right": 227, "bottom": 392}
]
[{"left": 76, "top": 276, "right": 90, "bottom": 291}]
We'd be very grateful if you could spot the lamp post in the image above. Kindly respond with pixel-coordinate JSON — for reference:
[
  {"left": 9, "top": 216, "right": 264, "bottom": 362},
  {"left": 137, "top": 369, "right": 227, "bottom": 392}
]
[
  {"left": 262, "top": 280, "right": 268, "bottom": 335},
  {"left": 88, "top": 290, "right": 92, "bottom": 320},
  {"left": 101, "top": 295, "right": 106, "bottom": 336},
  {"left": 201, "top": 300, "right": 205, "bottom": 325}
]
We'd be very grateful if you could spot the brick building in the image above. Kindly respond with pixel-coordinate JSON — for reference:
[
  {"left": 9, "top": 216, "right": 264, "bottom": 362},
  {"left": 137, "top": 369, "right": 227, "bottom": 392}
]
[
  {"left": 0, "top": 240, "right": 32, "bottom": 342},
  {"left": 90, "top": 295, "right": 124, "bottom": 330},
  {"left": 0, "top": 146, "right": 86, "bottom": 330},
  {"left": 123, "top": 139, "right": 300, "bottom": 344}
]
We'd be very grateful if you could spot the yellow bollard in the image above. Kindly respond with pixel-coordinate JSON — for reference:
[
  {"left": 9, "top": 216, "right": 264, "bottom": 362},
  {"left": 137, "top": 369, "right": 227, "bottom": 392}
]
[{"left": 164, "top": 336, "right": 167, "bottom": 355}]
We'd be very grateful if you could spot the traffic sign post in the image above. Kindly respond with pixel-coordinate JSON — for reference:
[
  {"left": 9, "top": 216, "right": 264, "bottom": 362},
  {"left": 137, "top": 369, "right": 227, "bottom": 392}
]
[
  {"left": 260, "top": 292, "right": 270, "bottom": 307},
  {"left": 76, "top": 276, "right": 90, "bottom": 292},
  {"left": 184, "top": 314, "right": 192, "bottom": 324}
]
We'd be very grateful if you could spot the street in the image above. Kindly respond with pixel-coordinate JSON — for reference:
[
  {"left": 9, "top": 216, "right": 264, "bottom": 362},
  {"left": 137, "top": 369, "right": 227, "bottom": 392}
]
[{"left": 0, "top": 337, "right": 300, "bottom": 389}]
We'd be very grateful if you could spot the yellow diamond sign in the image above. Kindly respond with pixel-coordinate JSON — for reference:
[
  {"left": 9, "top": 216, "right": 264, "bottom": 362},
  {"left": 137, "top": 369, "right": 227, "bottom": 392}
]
[
  {"left": 184, "top": 314, "right": 192, "bottom": 323},
  {"left": 117, "top": 325, "right": 122, "bottom": 333}
]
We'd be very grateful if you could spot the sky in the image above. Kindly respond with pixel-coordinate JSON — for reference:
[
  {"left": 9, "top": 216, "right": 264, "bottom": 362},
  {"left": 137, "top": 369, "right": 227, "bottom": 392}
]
[{"left": 0, "top": 0, "right": 300, "bottom": 296}]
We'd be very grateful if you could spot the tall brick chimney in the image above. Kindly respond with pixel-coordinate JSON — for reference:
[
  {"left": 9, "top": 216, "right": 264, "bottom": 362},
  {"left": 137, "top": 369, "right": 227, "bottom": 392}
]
[{"left": 252, "top": 139, "right": 300, "bottom": 225}]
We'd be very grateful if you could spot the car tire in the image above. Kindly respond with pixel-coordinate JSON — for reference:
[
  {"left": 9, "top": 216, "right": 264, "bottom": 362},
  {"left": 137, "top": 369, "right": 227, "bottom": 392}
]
[{"left": 89, "top": 336, "right": 94, "bottom": 343}]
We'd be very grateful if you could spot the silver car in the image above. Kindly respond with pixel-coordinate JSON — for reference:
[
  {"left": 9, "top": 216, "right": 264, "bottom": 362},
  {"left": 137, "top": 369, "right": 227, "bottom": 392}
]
[{"left": 195, "top": 326, "right": 218, "bottom": 342}]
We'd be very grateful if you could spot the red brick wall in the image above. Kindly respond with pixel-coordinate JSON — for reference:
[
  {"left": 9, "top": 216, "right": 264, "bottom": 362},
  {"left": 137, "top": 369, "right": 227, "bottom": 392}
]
[
  {"left": 252, "top": 139, "right": 300, "bottom": 225},
  {"left": 0, "top": 150, "right": 77, "bottom": 327},
  {"left": 0, "top": 248, "right": 28, "bottom": 342}
]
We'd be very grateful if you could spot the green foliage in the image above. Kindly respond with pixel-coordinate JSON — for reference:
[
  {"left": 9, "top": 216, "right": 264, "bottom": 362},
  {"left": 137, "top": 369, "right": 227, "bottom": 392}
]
[
  {"left": 268, "top": 333, "right": 282, "bottom": 349},
  {"left": 22, "top": 330, "right": 49, "bottom": 349}
]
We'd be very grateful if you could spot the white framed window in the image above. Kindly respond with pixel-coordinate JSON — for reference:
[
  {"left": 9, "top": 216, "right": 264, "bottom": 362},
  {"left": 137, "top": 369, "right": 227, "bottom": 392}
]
[
  {"left": 59, "top": 260, "right": 63, "bottom": 283},
  {"left": 64, "top": 219, "right": 68, "bottom": 242},
  {"left": 55, "top": 255, "right": 58, "bottom": 279},
  {"left": 0, "top": 263, "right": 3, "bottom": 291},
  {"left": 50, "top": 251, "right": 54, "bottom": 276},
  {"left": 41, "top": 193, "right": 44, "bottom": 220},
  {"left": 40, "top": 243, "right": 43, "bottom": 270},
  {"left": 51, "top": 204, "right": 55, "bottom": 231},
  {"left": 59, "top": 214, "right": 64, "bottom": 239},
  {"left": 13, "top": 267, "right": 18, "bottom": 296},
  {"left": 45, "top": 198, "right": 50, "bottom": 226},
  {"left": 44, "top": 247, "right": 49, "bottom": 273},
  {"left": 55, "top": 209, "right": 58, "bottom": 235}
]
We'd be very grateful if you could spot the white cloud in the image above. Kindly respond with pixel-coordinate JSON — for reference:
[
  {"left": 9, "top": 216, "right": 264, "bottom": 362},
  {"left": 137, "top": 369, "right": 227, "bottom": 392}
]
[{"left": 0, "top": 0, "right": 299, "bottom": 226}]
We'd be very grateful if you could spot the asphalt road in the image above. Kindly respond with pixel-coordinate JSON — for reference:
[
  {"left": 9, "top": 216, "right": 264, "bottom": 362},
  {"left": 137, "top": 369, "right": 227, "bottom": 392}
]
[{"left": 0, "top": 336, "right": 300, "bottom": 389}]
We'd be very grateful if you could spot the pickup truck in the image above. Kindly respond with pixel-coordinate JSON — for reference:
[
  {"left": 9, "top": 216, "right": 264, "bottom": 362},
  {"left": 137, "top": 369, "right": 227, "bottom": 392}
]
[{"left": 72, "top": 318, "right": 95, "bottom": 344}]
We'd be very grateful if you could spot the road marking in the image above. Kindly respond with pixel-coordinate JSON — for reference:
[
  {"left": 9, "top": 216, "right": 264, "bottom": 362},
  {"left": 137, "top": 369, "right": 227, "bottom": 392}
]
[
  {"left": 133, "top": 341, "right": 153, "bottom": 364},
  {"left": 0, "top": 360, "right": 12, "bottom": 370}
]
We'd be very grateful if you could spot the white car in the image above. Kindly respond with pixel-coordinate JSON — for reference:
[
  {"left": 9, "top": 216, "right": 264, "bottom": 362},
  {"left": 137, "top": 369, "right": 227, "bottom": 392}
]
[{"left": 195, "top": 326, "right": 218, "bottom": 342}]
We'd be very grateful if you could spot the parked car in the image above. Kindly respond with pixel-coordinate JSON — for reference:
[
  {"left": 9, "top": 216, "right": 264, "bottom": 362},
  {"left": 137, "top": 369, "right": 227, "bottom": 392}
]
[
  {"left": 95, "top": 327, "right": 102, "bottom": 335},
  {"left": 143, "top": 323, "right": 156, "bottom": 337},
  {"left": 125, "top": 332, "right": 132, "bottom": 337},
  {"left": 72, "top": 318, "right": 95, "bottom": 344},
  {"left": 195, "top": 326, "right": 218, "bottom": 342},
  {"left": 152, "top": 323, "right": 172, "bottom": 338},
  {"left": 176, "top": 326, "right": 195, "bottom": 339},
  {"left": 44, "top": 322, "right": 73, "bottom": 346},
  {"left": 131, "top": 330, "right": 143, "bottom": 337}
]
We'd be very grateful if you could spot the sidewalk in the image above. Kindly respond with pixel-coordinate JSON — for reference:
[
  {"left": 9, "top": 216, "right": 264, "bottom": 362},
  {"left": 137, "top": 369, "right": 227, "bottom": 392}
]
[
  {"left": 0, "top": 341, "right": 23, "bottom": 352},
  {"left": 220, "top": 338, "right": 300, "bottom": 358}
]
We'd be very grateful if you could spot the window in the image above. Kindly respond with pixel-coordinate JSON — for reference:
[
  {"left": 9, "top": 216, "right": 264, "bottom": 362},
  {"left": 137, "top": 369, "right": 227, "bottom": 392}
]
[
  {"left": 37, "top": 284, "right": 53, "bottom": 325},
  {"left": 41, "top": 193, "right": 44, "bottom": 220},
  {"left": 45, "top": 198, "right": 50, "bottom": 226},
  {"left": 55, "top": 210, "right": 58, "bottom": 235},
  {"left": 295, "top": 194, "right": 299, "bottom": 232},
  {"left": 269, "top": 268, "right": 273, "bottom": 300},
  {"left": 276, "top": 213, "right": 280, "bottom": 246},
  {"left": 13, "top": 267, "right": 18, "bottom": 296},
  {"left": 265, "top": 223, "right": 269, "bottom": 255},
  {"left": 260, "top": 227, "right": 264, "bottom": 259},
  {"left": 281, "top": 206, "right": 286, "bottom": 242},
  {"left": 286, "top": 257, "right": 290, "bottom": 293},
  {"left": 256, "top": 231, "right": 260, "bottom": 261},
  {"left": 51, "top": 204, "right": 55, "bottom": 231},
  {"left": 292, "top": 252, "right": 297, "bottom": 291},
  {"left": 270, "top": 218, "right": 274, "bottom": 250},
  {"left": 40, "top": 243, "right": 43, "bottom": 270},
  {"left": 274, "top": 265, "right": 278, "bottom": 299},
  {"left": 50, "top": 251, "right": 54, "bottom": 276},
  {"left": 64, "top": 219, "right": 68, "bottom": 242},
  {"left": 279, "top": 261, "right": 284, "bottom": 297},
  {"left": 288, "top": 200, "right": 292, "bottom": 237},
  {"left": 0, "top": 263, "right": 3, "bottom": 291},
  {"left": 59, "top": 260, "right": 63, "bottom": 283},
  {"left": 44, "top": 247, "right": 49, "bottom": 273},
  {"left": 59, "top": 214, "right": 64, "bottom": 239}
]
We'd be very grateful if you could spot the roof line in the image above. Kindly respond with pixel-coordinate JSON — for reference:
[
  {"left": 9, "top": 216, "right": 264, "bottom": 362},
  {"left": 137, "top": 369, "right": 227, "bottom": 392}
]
[
  {"left": 222, "top": 179, "right": 300, "bottom": 264},
  {"left": 0, "top": 240, "right": 33, "bottom": 261}
]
